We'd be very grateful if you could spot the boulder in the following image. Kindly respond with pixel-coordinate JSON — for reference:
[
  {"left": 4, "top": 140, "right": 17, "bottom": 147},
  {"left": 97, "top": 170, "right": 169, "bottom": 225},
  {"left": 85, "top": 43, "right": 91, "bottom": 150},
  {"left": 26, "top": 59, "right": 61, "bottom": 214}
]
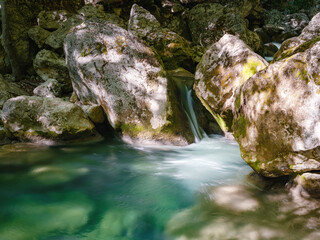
[
  {"left": 80, "top": 104, "right": 106, "bottom": 124},
  {"left": 194, "top": 34, "right": 267, "bottom": 133},
  {"left": 295, "top": 173, "right": 320, "bottom": 198},
  {"left": 33, "top": 79, "right": 62, "bottom": 98},
  {"left": 33, "top": 49, "right": 72, "bottom": 93},
  {"left": 128, "top": 4, "right": 195, "bottom": 71},
  {"left": 233, "top": 41, "right": 320, "bottom": 177},
  {"left": 187, "top": 3, "right": 262, "bottom": 51},
  {"left": 64, "top": 18, "right": 194, "bottom": 146},
  {"left": 28, "top": 26, "right": 51, "bottom": 49},
  {"left": 37, "top": 10, "right": 70, "bottom": 30},
  {"left": 263, "top": 10, "right": 309, "bottom": 43},
  {"left": 1, "top": 96, "right": 99, "bottom": 143},
  {"left": 45, "top": 5, "right": 125, "bottom": 50},
  {"left": 0, "top": 0, "right": 84, "bottom": 79},
  {"left": 0, "top": 74, "right": 28, "bottom": 109},
  {"left": 274, "top": 12, "right": 320, "bottom": 61}
]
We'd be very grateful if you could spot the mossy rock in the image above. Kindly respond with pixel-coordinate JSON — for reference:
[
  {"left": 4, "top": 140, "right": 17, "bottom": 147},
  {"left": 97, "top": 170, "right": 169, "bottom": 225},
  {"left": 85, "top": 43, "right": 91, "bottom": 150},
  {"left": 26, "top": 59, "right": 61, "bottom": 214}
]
[{"left": 233, "top": 41, "right": 320, "bottom": 177}]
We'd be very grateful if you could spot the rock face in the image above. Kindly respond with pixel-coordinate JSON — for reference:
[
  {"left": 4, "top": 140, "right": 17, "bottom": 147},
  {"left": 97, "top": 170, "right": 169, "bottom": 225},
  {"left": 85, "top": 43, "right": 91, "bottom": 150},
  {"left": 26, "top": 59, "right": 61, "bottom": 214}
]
[
  {"left": 0, "top": 75, "right": 28, "bottom": 109},
  {"left": 1, "top": 96, "right": 98, "bottom": 143},
  {"left": 274, "top": 12, "right": 320, "bottom": 61},
  {"left": 33, "top": 49, "right": 72, "bottom": 93},
  {"left": 233, "top": 41, "right": 320, "bottom": 177},
  {"left": 263, "top": 10, "right": 309, "bottom": 42},
  {"left": 187, "top": 3, "right": 262, "bottom": 52},
  {"left": 0, "top": 0, "right": 84, "bottom": 79},
  {"left": 194, "top": 34, "right": 267, "bottom": 133},
  {"left": 128, "top": 4, "right": 195, "bottom": 71},
  {"left": 65, "top": 18, "right": 193, "bottom": 145}
]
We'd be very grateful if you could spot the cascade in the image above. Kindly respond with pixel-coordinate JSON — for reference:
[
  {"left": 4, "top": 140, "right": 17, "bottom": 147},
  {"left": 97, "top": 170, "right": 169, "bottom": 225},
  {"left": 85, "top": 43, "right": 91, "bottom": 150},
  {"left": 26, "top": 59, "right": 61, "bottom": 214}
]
[{"left": 180, "top": 85, "right": 207, "bottom": 142}]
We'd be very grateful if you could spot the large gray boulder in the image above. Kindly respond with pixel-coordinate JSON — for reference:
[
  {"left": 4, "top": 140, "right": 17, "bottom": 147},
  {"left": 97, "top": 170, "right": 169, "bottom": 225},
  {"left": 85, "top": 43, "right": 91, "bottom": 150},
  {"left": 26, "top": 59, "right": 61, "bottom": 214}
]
[
  {"left": 64, "top": 18, "right": 193, "bottom": 146},
  {"left": 194, "top": 34, "right": 267, "bottom": 134},
  {"left": 1, "top": 96, "right": 99, "bottom": 143},
  {"left": 233, "top": 41, "right": 320, "bottom": 177},
  {"left": 33, "top": 49, "right": 72, "bottom": 93},
  {"left": 274, "top": 12, "right": 320, "bottom": 61},
  {"left": 128, "top": 4, "right": 195, "bottom": 71}
]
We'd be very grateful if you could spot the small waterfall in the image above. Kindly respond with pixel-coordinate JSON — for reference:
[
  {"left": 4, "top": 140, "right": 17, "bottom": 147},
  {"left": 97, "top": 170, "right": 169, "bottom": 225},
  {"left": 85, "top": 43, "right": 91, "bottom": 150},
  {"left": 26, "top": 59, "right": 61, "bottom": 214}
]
[{"left": 181, "top": 85, "right": 207, "bottom": 143}]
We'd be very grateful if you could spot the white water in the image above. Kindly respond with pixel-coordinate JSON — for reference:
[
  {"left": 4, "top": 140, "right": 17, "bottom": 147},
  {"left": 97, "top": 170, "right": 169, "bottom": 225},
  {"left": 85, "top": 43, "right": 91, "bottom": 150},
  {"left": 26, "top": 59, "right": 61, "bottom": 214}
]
[{"left": 181, "top": 85, "right": 207, "bottom": 142}]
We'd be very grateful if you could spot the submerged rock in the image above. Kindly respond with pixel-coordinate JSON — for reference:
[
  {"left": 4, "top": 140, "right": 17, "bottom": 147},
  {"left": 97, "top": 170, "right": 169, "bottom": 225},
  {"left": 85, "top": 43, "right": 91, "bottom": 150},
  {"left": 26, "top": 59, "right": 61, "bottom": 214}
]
[
  {"left": 33, "top": 49, "right": 72, "bottom": 93},
  {"left": 65, "top": 18, "right": 193, "bottom": 146},
  {"left": 233, "top": 41, "right": 320, "bottom": 177},
  {"left": 274, "top": 12, "right": 320, "bottom": 61},
  {"left": 128, "top": 4, "right": 196, "bottom": 71},
  {"left": 1, "top": 96, "right": 99, "bottom": 143},
  {"left": 194, "top": 34, "right": 267, "bottom": 133}
]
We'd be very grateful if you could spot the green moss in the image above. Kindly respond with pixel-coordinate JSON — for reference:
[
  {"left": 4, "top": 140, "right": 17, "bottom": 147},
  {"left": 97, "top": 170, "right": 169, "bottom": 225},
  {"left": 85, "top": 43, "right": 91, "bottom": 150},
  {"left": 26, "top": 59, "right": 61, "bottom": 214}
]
[
  {"left": 119, "top": 123, "right": 145, "bottom": 136},
  {"left": 233, "top": 115, "right": 247, "bottom": 139},
  {"left": 241, "top": 57, "right": 266, "bottom": 81}
]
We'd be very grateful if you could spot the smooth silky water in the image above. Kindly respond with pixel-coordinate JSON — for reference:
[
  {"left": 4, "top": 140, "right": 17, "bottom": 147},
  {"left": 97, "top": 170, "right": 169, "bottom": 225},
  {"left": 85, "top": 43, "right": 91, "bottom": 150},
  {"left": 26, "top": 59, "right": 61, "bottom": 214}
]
[{"left": 1, "top": 136, "right": 320, "bottom": 240}]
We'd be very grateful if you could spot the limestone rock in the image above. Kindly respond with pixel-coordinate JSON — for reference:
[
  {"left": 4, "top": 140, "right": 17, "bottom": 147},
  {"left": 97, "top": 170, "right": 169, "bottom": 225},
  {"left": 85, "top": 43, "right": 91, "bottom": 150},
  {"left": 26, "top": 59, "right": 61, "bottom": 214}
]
[
  {"left": 296, "top": 173, "right": 320, "bottom": 198},
  {"left": 37, "top": 10, "right": 70, "bottom": 30},
  {"left": 1, "top": 96, "right": 98, "bottom": 143},
  {"left": 0, "top": 74, "right": 28, "bottom": 109},
  {"left": 0, "top": 0, "right": 84, "bottom": 78},
  {"left": 80, "top": 104, "right": 106, "bottom": 124},
  {"left": 187, "top": 3, "right": 262, "bottom": 51},
  {"left": 128, "top": 4, "right": 196, "bottom": 71},
  {"left": 45, "top": 5, "right": 125, "bottom": 50},
  {"left": 263, "top": 10, "right": 309, "bottom": 43},
  {"left": 33, "top": 79, "right": 62, "bottom": 98},
  {"left": 45, "top": 15, "right": 84, "bottom": 50},
  {"left": 28, "top": 26, "right": 51, "bottom": 49},
  {"left": 194, "top": 34, "right": 267, "bottom": 133},
  {"left": 274, "top": 12, "right": 320, "bottom": 61},
  {"left": 233, "top": 41, "right": 320, "bottom": 177},
  {"left": 33, "top": 49, "right": 72, "bottom": 93},
  {"left": 65, "top": 18, "right": 193, "bottom": 145}
]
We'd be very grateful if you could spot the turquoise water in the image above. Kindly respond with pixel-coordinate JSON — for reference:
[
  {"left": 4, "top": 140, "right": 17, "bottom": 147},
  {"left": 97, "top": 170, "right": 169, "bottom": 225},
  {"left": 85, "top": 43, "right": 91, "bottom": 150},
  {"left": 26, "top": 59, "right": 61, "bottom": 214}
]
[{"left": 0, "top": 135, "right": 319, "bottom": 240}]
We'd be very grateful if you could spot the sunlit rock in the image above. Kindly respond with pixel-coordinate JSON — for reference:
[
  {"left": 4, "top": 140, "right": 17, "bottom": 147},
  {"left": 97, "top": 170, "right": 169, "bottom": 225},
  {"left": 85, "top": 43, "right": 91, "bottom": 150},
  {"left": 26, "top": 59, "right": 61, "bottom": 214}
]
[
  {"left": 233, "top": 41, "right": 320, "bottom": 177},
  {"left": 80, "top": 104, "right": 106, "bottom": 124},
  {"left": 128, "top": 4, "right": 196, "bottom": 71},
  {"left": 33, "top": 49, "right": 72, "bottom": 93},
  {"left": 64, "top": 18, "right": 193, "bottom": 146},
  {"left": 33, "top": 79, "right": 62, "bottom": 98},
  {"left": 37, "top": 10, "right": 70, "bottom": 30},
  {"left": 27, "top": 26, "right": 51, "bottom": 49},
  {"left": 0, "top": 74, "right": 28, "bottom": 109},
  {"left": 194, "top": 34, "right": 267, "bottom": 134},
  {"left": 274, "top": 12, "right": 320, "bottom": 61},
  {"left": 45, "top": 4, "right": 125, "bottom": 50},
  {"left": 1, "top": 96, "right": 99, "bottom": 143},
  {"left": 187, "top": 3, "right": 262, "bottom": 51}
]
